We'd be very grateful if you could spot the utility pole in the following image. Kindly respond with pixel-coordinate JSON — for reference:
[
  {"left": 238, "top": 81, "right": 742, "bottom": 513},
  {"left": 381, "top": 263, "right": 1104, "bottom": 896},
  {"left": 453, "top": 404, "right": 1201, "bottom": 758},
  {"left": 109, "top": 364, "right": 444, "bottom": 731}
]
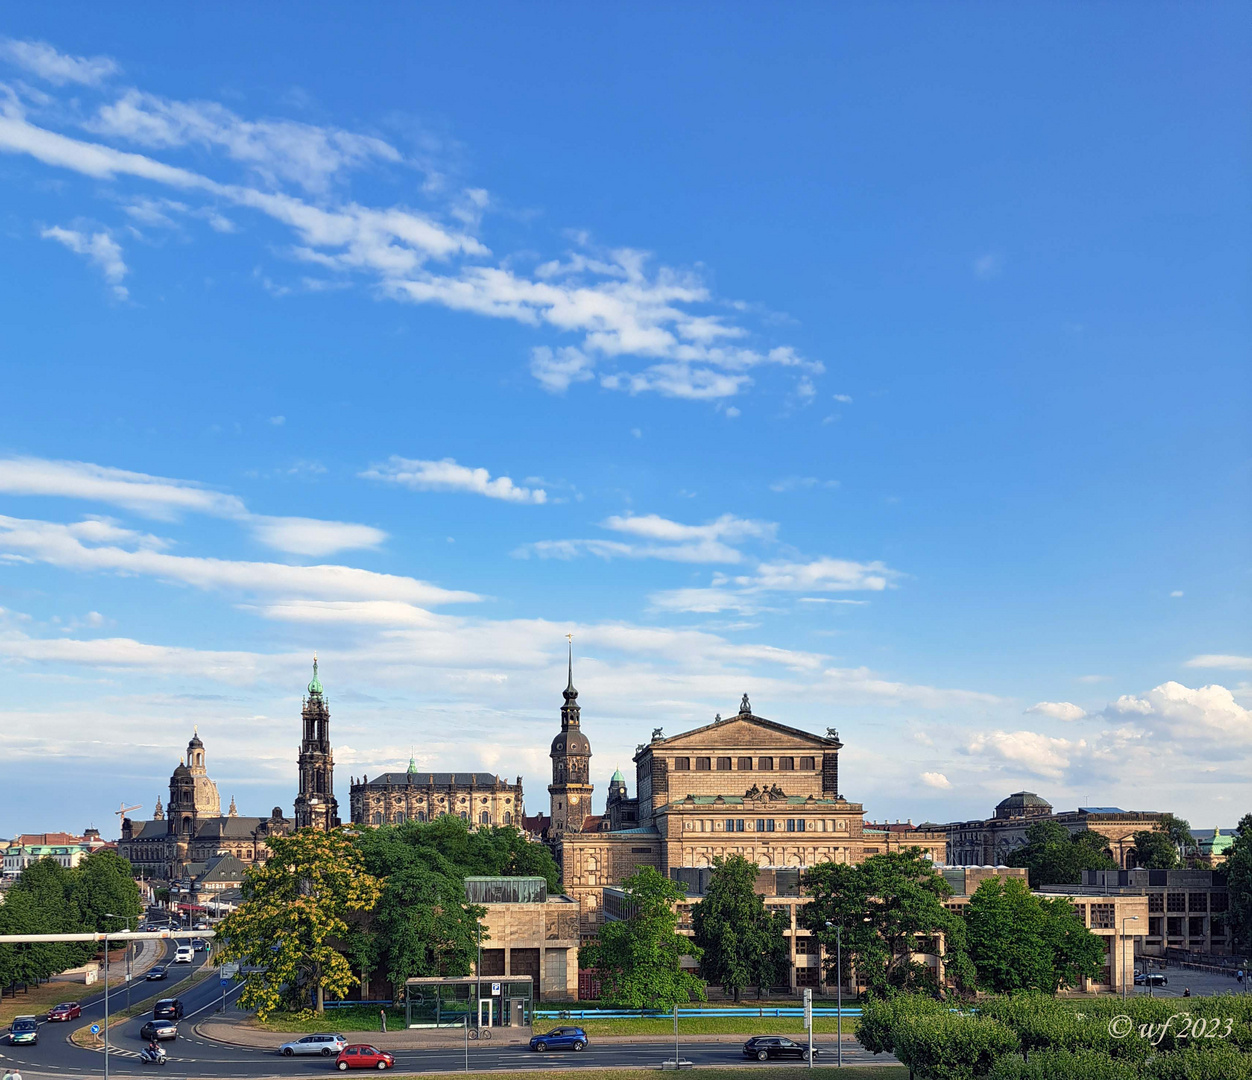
[
  {"left": 836, "top": 926, "right": 843, "bottom": 1068},
  {"left": 804, "top": 987, "right": 812, "bottom": 1067},
  {"left": 103, "top": 931, "right": 110, "bottom": 1080}
]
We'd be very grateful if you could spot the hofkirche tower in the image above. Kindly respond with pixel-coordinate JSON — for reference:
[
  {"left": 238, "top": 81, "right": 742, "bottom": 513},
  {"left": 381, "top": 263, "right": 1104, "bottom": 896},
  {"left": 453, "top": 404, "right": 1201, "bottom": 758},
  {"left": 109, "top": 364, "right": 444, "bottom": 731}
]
[
  {"left": 549, "top": 641, "right": 593, "bottom": 839},
  {"left": 294, "top": 655, "right": 340, "bottom": 830}
]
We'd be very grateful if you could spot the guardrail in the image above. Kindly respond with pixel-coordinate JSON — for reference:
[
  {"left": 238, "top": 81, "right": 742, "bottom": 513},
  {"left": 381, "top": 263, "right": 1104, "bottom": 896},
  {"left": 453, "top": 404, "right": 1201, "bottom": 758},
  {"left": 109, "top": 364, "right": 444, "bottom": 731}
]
[{"left": 534, "top": 1006, "right": 862, "bottom": 1019}]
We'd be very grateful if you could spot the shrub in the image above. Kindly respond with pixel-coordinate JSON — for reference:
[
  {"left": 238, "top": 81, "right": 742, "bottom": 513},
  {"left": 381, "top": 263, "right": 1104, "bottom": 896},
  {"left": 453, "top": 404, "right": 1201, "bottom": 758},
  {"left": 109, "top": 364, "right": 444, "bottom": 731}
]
[
  {"left": 1142, "top": 1042, "right": 1252, "bottom": 1080},
  {"left": 892, "top": 1012, "right": 1019, "bottom": 1080},
  {"left": 988, "top": 1049, "right": 1139, "bottom": 1080},
  {"left": 856, "top": 992, "right": 950, "bottom": 1055}
]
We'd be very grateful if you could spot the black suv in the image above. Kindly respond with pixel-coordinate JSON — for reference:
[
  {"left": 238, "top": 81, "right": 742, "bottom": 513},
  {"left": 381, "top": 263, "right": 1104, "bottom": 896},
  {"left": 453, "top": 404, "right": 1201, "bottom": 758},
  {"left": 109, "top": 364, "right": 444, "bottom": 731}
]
[
  {"left": 153, "top": 998, "right": 184, "bottom": 1021},
  {"left": 743, "top": 1036, "right": 818, "bottom": 1061}
]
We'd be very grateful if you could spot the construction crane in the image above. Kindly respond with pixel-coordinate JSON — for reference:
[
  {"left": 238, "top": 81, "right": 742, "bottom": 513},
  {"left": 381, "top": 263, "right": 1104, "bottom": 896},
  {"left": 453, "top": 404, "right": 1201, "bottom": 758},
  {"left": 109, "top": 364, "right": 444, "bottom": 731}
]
[{"left": 114, "top": 801, "right": 142, "bottom": 828}]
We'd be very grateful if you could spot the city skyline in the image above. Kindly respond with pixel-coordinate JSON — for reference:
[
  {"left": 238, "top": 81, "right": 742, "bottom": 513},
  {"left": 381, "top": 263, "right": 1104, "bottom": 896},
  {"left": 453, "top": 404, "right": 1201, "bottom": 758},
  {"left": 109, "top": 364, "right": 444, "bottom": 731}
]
[{"left": 0, "top": 7, "right": 1248, "bottom": 834}]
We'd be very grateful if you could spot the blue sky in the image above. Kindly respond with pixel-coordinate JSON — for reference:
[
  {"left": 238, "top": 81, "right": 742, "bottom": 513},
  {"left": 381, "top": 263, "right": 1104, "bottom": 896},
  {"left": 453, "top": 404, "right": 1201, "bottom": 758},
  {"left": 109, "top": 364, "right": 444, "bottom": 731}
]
[{"left": 0, "top": 6, "right": 1248, "bottom": 837}]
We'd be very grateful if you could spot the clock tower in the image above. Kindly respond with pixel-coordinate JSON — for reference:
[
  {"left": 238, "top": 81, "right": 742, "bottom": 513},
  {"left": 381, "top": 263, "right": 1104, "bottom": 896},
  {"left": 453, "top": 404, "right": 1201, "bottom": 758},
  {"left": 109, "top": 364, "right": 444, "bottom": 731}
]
[{"left": 549, "top": 642, "right": 593, "bottom": 839}]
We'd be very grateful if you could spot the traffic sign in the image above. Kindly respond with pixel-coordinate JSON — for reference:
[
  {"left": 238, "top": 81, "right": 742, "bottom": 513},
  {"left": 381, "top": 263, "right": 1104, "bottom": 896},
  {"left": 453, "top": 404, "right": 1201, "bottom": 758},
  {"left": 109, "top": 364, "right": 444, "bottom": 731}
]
[
  {"left": 491, "top": 982, "right": 501, "bottom": 996},
  {"left": 90, "top": 1024, "right": 100, "bottom": 1035}
]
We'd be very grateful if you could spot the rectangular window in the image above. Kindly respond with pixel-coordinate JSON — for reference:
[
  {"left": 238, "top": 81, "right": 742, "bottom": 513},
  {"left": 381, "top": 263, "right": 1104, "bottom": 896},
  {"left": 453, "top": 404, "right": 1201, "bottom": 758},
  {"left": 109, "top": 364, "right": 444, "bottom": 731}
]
[
  {"left": 631, "top": 847, "right": 653, "bottom": 854},
  {"left": 1148, "top": 917, "right": 1163, "bottom": 937},
  {"left": 1148, "top": 893, "right": 1164, "bottom": 913},
  {"left": 735, "top": 819, "right": 745, "bottom": 832},
  {"left": 786, "top": 819, "right": 796, "bottom": 832},
  {"left": 1166, "top": 916, "right": 1183, "bottom": 937},
  {"left": 793, "top": 936, "right": 813, "bottom": 954},
  {"left": 738, "top": 757, "right": 753, "bottom": 771},
  {"left": 1167, "top": 893, "right": 1186, "bottom": 913},
  {"left": 1188, "top": 916, "right": 1206, "bottom": 937},
  {"left": 1090, "top": 903, "right": 1115, "bottom": 930},
  {"left": 544, "top": 948, "right": 567, "bottom": 989},
  {"left": 767, "top": 819, "right": 775, "bottom": 832},
  {"left": 716, "top": 757, "right": 732, "bottom": 771},
  {"left": 779, "top": 757, "right": 795, "bottom": 770},
  {"left": 1188, "top": 893, "right": 1208, "bottom": 912},
  {"left": 673, "top": 757, "right": 690, "bottom": 771},
  {"left": 1072, "top": 904, "right": 1086, "bottom": 924},
  {"left": 756, "top": 819, "right": 765, "bottom": 832},
  {"left": 758, "top": 757, "right": 774, "bottom": 771},
  {"left": 797, "top": 819, "right": 806, "bottom": 832},
  {"left": 795, "top": 967, "right": 818, "bottom": 986},
  {"left": 695, "top": 757, "right": 711, "bottom": 771},
  {"left": 1211, "top": 893, "right": 1229, "bottom": 913},
  {"left": 799, "top": 756, "right": 815, "bottom": 770}
]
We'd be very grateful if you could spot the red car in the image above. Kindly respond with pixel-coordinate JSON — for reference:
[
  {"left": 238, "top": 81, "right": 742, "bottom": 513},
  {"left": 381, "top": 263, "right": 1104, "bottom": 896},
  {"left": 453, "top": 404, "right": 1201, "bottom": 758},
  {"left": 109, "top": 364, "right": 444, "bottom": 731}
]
[
  {"left": 335, "top": 1044, "right": 394, "bottom": 1071},
  {"left": 47, "top": 1002, "right": 82, "bottom": 1022}
]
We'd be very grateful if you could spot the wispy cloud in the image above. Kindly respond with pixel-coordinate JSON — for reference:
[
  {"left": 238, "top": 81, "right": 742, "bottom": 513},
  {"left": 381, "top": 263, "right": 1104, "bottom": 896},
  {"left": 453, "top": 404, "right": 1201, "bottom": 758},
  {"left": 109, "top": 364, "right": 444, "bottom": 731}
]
[
  {"left": 769, "top": 476, "right": 839, "bottom": 493},
  {"left": 1025, "top": 700, "right": 1087, "bottom": 722},
  {"left": 0, "top": 38, "right": 118, "bottom": 86},
  {"left": 0, "top": 40, "right": 819, "bottom": 404},
  {"left": 518, "top": 512, "right": 776, "bottom": 565},
  {"left": 0, "top": 457, "right": 385, "bottom": 557},
  {"left": 1185, "top": 654, "right": 1252, "bottom": 670},
  {"left": 41, "top": 226, "right": 128, "bottom": 299},
  {"left": 361, "top": 457, "right": 547, "bottom": 505}
]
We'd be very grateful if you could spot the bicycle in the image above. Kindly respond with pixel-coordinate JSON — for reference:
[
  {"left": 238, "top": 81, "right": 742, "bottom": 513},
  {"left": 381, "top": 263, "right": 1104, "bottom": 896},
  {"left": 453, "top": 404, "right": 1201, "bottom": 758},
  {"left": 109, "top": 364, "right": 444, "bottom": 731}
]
[{"left": 467, "top": 1027, "right": 492, "bottom": 1040}]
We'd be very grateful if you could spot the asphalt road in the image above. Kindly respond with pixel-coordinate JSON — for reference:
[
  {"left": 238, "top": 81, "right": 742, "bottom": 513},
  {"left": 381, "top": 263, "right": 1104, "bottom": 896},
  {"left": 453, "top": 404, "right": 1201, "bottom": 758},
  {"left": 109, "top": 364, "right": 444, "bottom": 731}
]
[{"left": 0, "top": 945, "right": 889, "bottom": 1077}]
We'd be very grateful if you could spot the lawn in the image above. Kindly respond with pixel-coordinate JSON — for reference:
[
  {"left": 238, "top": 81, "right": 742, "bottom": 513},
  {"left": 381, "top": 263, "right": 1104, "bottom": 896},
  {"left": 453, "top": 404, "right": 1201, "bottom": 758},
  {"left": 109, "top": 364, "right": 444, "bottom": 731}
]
[
  {"left": 560, "top": 1017, "right": 857, "bottom": 1037},
  {"left": 256, "top": 1005, "right": 408, "bottom": 1033}
]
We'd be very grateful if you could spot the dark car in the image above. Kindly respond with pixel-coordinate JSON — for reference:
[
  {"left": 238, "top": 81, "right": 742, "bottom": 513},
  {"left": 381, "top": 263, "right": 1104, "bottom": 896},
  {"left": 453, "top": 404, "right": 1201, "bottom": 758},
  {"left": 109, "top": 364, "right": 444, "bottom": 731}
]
[
  {"left": 140, "top": 1020, "right": 178, "bottom": 1041},
  {"left": 191, "top": 938, "right": 207, "bottom": 952},
  {"left": 335, "top": 1044, "right": 394, "bottom": 1071},
  {"left": 1134, "top": 972, "right": 1168, "bottom": 986},
  {"left": 743, "top": 1036, "right": 817, "bottom": 1061},
  {"left": 529, "top": 1027, "right": 588, "bottom": 1052},
  {"left": 153, "top": 998, "right": 184, "bottom": 1021},
  {"left": 146, "top": 965, "right": 168, "bottom": 981},
  {"left": 47, "top": 1002, "right": 82, "bottom": 1021}
]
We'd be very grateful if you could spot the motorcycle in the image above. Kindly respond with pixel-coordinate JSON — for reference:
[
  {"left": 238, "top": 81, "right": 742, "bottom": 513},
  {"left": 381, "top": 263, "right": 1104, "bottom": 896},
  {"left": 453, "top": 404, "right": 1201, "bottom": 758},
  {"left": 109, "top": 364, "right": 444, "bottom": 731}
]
[{"left": 139, "top": 1045, "right": 167, "bottom": 1067}]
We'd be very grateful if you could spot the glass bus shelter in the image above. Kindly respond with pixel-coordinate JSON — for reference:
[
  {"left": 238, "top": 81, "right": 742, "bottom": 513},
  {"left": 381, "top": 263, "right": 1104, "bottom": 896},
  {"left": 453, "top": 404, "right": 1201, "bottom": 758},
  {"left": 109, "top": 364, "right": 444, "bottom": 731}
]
[{"left": 404, "top": 975, "right": 533, "bottom": 1031}]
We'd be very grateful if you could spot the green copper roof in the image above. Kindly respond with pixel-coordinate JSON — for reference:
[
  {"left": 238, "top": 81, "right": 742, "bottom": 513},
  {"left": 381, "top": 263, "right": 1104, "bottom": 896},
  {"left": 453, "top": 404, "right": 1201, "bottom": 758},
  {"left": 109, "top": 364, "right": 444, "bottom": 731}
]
[
  {"left": 308, "top": 655, "right": 323, "bottom": 695},
  {"left": 407, "top": 754, "right": 417, "bottom": 775},
  {"left": 611, "top": 768, "right": 625, "bottom": 783}
]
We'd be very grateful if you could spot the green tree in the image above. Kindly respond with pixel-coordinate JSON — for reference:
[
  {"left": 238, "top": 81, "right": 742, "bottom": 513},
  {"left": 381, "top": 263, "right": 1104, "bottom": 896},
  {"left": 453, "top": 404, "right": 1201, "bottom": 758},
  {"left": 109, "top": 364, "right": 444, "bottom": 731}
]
[
  {"left": 578, "top": 866, "right": 706, "bottom": 1009},
  {"left": 965, "top": 877, "right": 1104, "bottom": 993},
  {"left": 1130, "top": 829, "right": 1178, "bottom": 870},
  {"left": 1226, "top": 812, "right": 1252, "bottom": 953},
  {"left": 217, "top": 828, "right": 382, "bottom": 1016},
  {"left": 1005, "top": 822, "right": 1117, "bottom": 887},
  {"left": 802, "top": 849, "right": 970, "bottom": 997},
  {"left": 690, "top": 855, "right": 787, "bottom": 1001},
  {"left": 1155, "top": 813, "right": 1194, "bottom": 858},
  {"left": 370, "top": 864, "right": 484, "bottom": 991},
  {"left": 5, "top": 858, "right": 90, "bottom": 976},
  {"left": 71, "top": 849, "right": 142, "bottom": 932},
  {"left": 892, "top": 1012, "right": 1019, "bottom": 1080}
]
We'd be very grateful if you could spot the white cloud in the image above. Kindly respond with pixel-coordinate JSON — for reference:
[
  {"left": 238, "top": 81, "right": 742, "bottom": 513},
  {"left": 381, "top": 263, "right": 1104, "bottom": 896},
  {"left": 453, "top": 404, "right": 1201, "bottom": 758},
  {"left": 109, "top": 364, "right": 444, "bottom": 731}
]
[
  {"left": 965, "top": 729, "right": 1081, "bottom": 779},
  {"left": 0, "top": 514, "right": 473, "bottom": 607},
  {"left": 0, "top": 74, "right": 818, "bottom": 404},
  {"left": 520, "top": 513, "right": 777, "bottom": 565},
  {"left": 0, "top": 457, "right": 384, "bottom": 556},
  {"left": 41, "top": 226, "right": 128, "bottom": 298},
  {"left": 648, "top": 588, "right": 760, "bottom": 615},
  {"left": 920, "top": 771, "right": 952, "bottom": 790},
  {"left": 0, "top": 39, "right": 118, "bottom": 86},
  {"left": 769, "top": 477, "right": 839, "bottom": 493},
  {"left": 1026, "top": 701, "right": 1087, "bottom": 722},
  {"left": 529, "top": 346, "right": 595, "bottom": 393},
  {"left": 1170, "top": 590, "right": 1184, "bottom": 598},
  {"left": 832, "top": 394, "right": 852, "bottom": 403},
  {"left": 1185, "top": 655, "right": 1252, "bottom": 670},
  {"left": 1106, "top": 682, "right": 1252, "bottom": 746},
  {"left": 361, "top": 456, "right": 547, "bottom": 505},
  {"left": 746, "top": 556, "right": 897, "bottom": 593},
  {"left": 605, "top": 513, "right": 775, "bottom": 545},
  {"left": 269, "top": 415, "right": 285, "bottom": 426}
]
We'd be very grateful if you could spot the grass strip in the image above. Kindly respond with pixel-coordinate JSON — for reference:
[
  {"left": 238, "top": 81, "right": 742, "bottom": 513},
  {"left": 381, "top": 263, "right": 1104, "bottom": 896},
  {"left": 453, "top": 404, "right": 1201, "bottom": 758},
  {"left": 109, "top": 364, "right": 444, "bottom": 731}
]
[{"left": 388, "top": 1070, "right": 906, "bottom": 1079}]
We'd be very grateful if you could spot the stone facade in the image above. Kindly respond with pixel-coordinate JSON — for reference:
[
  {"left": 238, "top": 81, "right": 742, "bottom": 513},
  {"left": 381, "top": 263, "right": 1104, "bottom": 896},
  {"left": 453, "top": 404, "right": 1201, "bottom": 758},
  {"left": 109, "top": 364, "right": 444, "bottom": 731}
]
[
  {"left": 349, "top": 766, "right": 523, "bottom": 827},
  {"left": 471, "top": 885, "right": 581, "bottom": 1001},
  {"left": 557, "top": 694, "right": 945, "bottom": 937},
  {"left": 119, "top": 732, "right": 292, "bottom": 879},
  {"left": 937, "top": 793, "right": 1163, "bottom": 869}
]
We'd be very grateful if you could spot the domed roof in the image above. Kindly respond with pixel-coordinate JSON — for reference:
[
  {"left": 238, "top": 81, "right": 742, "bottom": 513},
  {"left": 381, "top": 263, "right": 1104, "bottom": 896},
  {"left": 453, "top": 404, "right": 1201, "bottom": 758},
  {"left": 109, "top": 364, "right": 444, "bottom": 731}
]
[
  {"left": 611, "top": 767, "right": 626, "bottom": 783},
  {"left": 995, "top": 791, "right": 1052, "bottom": 818},
  {"left": 187, "top": 726, "right": 203, "bottom": 749},
  {"left": 551, "top": 729, "right": 591, "bottom": 757},
  {"left": 308, "top": 655, "right": 323, "bottom": 695},
  {"left": 172, "top": 761, "right": 191, "bottom": 777}
]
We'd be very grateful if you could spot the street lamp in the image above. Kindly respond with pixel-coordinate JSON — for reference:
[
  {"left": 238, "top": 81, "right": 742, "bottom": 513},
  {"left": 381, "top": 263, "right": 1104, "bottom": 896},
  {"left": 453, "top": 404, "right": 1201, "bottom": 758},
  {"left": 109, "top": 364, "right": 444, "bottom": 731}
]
[
  {"left": 1121, "top": 916, "right": 1139, "bottom": 1001},
  {"left": 824, "top": 921, "right": 843, "bottom": 1069},
  {"left": 105, "top": 914, "right": 136, "bottom": 1011}
]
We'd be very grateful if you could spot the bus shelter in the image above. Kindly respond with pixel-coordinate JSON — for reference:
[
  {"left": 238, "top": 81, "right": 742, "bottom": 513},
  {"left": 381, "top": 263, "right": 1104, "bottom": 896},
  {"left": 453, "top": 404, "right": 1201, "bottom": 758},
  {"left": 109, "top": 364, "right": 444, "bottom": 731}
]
[{"left": 404, "top": 975, "right": 533, "bottom": 1031}]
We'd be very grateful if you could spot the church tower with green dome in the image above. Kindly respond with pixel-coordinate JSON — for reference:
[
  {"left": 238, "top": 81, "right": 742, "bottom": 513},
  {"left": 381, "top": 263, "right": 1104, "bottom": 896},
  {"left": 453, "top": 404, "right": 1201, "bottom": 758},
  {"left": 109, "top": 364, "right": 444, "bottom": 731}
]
[{"left": 294, "top": 655, "right": 340, "bottom": 830}]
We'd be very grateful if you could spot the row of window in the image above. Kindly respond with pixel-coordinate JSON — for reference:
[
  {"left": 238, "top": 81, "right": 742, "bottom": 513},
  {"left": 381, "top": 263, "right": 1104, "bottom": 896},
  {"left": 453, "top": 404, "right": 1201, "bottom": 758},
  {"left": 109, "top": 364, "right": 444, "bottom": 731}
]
[
  {"left": 1146, "top": 892, "right": 1225, "bottom": 914},
  {"left": 672, "top": 756, "right": 817, "bottom": 772},
  {"left": 367, "top": 810, "right": 514, "bottom": 826},
  {"left": 687, "top": 818, "right": 821, "bottom": 833}
]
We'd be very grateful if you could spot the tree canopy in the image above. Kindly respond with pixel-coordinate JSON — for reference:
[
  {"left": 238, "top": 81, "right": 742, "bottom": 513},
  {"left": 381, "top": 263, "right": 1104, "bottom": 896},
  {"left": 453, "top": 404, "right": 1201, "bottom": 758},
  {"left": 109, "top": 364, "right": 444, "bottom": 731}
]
[
  {"left": 690, "top": 854, "right": 788, "bottom": 1001},
  {"left": 1005, "top": 821, "right": 1117, "bottom": 887},
  {"left": 217, "top": 828, "right": 383, "bottom": 1016},
  {"left": 1225, "top": 813, "right": 1252, "bottom": 954},
  {"left": 1130, "top": 829, "right": 1178, "bottom": 870},
  {"left": 965, "top": 876, "right": 1104, "bottom": 993},
  {"left": 579, "top": 866, "right": 706, "bottom": 1009},
  {"left": 802, "top": 849, "right": 971, "bottom": 997}
]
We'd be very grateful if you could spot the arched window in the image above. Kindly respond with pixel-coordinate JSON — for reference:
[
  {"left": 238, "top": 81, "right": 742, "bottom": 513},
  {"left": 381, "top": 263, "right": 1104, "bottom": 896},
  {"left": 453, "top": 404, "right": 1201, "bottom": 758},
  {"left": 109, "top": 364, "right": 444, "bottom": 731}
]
[
  {"left": 460, "top": 811, "right": 468, "bottom": 820},
  {"left": 394, "top": 812, "right": 406, "bottom": 824},
  {"left": 371, "top": 812, "right": 383, "bottom": 825},
  {"left": 416, "top": 811, "right": 426, "bottom": 822},
  {"left": 503, "top": 812, "right": 512, "bottom": 825},
  {"left": 480, "top": 811, "right": 490, "bottom": 824}
]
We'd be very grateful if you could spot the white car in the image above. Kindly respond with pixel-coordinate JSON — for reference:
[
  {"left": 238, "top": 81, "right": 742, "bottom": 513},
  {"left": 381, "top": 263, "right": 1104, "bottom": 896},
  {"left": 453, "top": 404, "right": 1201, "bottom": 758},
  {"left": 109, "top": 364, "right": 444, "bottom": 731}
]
[
  {"left": 279, "top": 1034, "right": 348, "bottom": 1057},
  {"left": 173, "top": 945, "right": 194, "bottom": 963}
]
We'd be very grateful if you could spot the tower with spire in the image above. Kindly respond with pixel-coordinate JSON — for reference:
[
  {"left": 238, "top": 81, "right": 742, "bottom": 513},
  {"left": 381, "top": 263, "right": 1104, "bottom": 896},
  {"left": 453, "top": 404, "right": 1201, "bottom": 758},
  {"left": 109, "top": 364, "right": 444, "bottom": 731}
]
[
  {"left": 548, "top": 639, "right": 593, "bottom": 839},
  {"left": 294, "top": 654, "right": 340, "bottom": 830}
]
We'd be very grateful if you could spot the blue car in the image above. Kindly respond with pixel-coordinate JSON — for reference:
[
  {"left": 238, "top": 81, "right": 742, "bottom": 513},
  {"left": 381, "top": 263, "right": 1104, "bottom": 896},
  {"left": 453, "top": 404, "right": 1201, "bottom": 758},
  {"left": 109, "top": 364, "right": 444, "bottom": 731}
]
[{"left": 529, "top": 1026, "right": 587, "bottom": 1052}]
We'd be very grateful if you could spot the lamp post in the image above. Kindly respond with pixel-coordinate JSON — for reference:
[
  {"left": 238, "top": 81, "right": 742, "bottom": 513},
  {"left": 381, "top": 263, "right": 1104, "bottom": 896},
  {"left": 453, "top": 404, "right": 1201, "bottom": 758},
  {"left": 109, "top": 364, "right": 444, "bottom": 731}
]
[
  {"left": 825, "top": 921, "right": 843, "bottom": 1069},
  {"left": 105, "top": 915, "right": 135, "bottom": 1011},
  {"left": 102, "top": 928, "right": 111, "bottom": 1080},
  {"left": 475, "top": 920, "right": 482, "bottom": 1032},
  {"left": 1121, "top": 916, "right": 1139, "bottom": 1001}
]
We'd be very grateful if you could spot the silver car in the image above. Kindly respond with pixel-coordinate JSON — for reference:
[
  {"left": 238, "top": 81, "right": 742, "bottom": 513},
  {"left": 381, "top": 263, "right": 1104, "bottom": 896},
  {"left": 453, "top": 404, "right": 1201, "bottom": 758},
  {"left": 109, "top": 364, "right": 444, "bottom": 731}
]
[{"left": 279, "top": 1033, "right": 348, "bottom": 1057}]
